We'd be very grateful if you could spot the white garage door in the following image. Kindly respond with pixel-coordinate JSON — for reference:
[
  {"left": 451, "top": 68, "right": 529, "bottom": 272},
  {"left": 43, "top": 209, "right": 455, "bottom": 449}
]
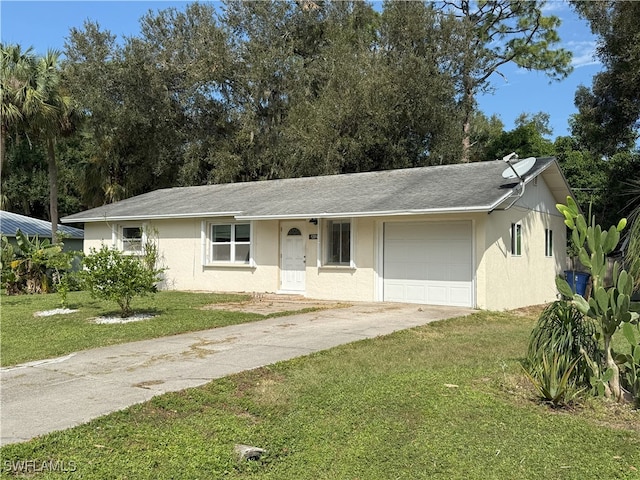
[{"left": 383, "top": 221, "right": 473, "bottom": 307}]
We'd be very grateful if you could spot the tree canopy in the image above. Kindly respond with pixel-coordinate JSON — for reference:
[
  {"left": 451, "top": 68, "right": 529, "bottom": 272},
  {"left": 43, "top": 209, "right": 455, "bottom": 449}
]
[
  {"left": 57, "top": 0, "right": 471, "bottom": 208},
  {"left": 1, "top": 44, "right": 78, "bottom": 239},
  {"left": 571, "top": 0, "right": 640, "bottom": 155},
  {"left": 436, "top": 0, "right": 572, "bottom": 161},
  {"left": 1, "top": 0, "right": 637, "bottom": 236}
]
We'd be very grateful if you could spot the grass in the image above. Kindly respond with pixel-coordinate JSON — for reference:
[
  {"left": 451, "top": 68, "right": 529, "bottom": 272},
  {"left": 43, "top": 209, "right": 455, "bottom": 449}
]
[
  {"left": 1, "top": 309, "right": 638, "bottom": 479},
  {"left": 0, "top": 290, "right": 267, "bottom": 367}
]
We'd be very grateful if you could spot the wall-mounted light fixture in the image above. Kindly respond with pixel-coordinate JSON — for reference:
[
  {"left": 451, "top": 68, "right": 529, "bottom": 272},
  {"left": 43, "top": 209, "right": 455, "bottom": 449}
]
[{"left": 309, "top": 218, "right": 318, "bottom": 225}]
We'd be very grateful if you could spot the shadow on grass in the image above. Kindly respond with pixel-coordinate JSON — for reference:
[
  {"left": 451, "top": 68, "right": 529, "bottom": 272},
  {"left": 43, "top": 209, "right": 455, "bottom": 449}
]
[
  {"left": 263, "top": 307, "right": 321, "bottom": 319},
  {"left": 94, "top": 307, "right": 165, "bottom": 319}
]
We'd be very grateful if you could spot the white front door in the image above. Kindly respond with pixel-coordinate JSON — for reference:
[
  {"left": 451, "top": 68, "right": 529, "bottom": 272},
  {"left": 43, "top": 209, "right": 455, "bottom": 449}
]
[{"left": 280, "top": 222, "right": 306, "bottom": 292}]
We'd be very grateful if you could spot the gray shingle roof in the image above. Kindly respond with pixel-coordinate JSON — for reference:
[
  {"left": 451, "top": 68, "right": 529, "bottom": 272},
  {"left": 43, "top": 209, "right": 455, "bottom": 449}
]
[
  {"left": 1, "top": 211, "right": 84, "bottom": 238},
  {"left": 61, "top": 157, "right": 567, "bottom": 223}
]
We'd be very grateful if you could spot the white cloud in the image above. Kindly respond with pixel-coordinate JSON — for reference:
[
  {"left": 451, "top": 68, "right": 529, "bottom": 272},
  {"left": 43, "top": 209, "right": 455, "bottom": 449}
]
[
  {"left": 541, "top": 0, "right": 570, "bottom": 14},
  {"left": 566, "top": 40, "right": 601, "bottom": 68}
]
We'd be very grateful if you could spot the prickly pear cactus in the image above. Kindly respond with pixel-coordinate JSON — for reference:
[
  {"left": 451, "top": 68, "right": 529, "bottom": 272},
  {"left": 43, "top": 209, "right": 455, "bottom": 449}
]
[{"left": 556, "top": 197, "right": 639, "bottom": 401}]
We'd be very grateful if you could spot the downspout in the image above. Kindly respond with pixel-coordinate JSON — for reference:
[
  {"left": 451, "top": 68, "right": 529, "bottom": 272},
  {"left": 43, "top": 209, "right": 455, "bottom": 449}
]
[{"left": 488, "top": 181, "right": 526, "bottom": 214}]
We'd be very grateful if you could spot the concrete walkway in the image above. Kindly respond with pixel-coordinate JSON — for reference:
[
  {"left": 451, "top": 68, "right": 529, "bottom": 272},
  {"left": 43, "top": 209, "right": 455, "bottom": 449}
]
[{"left": 0, "top": 302, "right": 472, "bottom": 446}]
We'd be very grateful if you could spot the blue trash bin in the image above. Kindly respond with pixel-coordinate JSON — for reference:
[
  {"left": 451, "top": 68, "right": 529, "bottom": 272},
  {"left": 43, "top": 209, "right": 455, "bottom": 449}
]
[{"left": 564, "top": 270, "right": 590, "bottom": 296}]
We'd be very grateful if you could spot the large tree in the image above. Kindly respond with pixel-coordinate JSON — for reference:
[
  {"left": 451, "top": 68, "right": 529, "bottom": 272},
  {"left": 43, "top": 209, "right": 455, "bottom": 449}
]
[
  {"left": 571, "top": 1, "right": 640, "bottom": 155},
  {"left": 63, "top": 0, "right": 464, "bottom": 197},
  {"left": 485, "top": 112, "right": 554, "bottom": 161},
  {"left": 220, "top": 0, "right": 315, "bottom": 180},
  {"left": 221, "top": 0, "right": 462, "bottom": 178},
  {"left": 570, "top": 1, "right": 640, "bottom": 289},
  {"left": 437, "top": 0, "right": 573, "bottom": 161},
  {"left": 64, "top": 22, "right": 172, "bottom": 205},
  {"left": 64, "top": 4, "right": 233, "bottom": 204},
  {"left": 29, "top": 50, "right": 78, "bottom": 241},
  {"left": 1, "top": 132, "right": 83, "bottom": 220},
  {"left": 0, "top": 44, "right": 40, "bottom": 181},
  {"left": 467, "top": 111, "right": 504, "bottom": 162},
  {"left": 554, "top": 136, "right": 640, "bottom": 229},
  {"left": 1, "top": 45, "right": 77, "bottom": 240}
]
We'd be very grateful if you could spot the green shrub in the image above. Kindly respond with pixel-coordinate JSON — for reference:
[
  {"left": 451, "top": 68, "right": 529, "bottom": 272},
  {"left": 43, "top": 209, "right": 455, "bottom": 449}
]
[
  {"left": 1, "top": 230, "right": 75, "bottom": 295},
  {"left": 624, "top": 186, "right": 640, "bottom": 294},
  {"left": 82, "top": 245, "right": 163, "bottom": 317},
  {"left": 523, "top": 353, "right": 584, "bottom": 407},
  {"left": 526, "top": 300, "right": 599, "bottom": 387},
  {"left": 56, "top": 270, "right": 83, "bottom": 308}
]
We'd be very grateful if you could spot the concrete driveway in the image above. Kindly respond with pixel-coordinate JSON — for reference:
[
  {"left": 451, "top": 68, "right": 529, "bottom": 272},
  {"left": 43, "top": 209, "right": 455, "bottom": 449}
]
[{"left": 0, "top": 301, "right": 472, "bottom": 446}]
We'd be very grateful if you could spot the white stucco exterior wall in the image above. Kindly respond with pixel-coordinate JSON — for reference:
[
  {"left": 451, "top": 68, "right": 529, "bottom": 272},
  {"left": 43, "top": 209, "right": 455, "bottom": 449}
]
[
  {"left": 306, "top": 217, "right": 377, "bottom": 302},
  {"left": 477, "top": 178, "right": 566, "bottom": 310},
  {"left": 83, "top": 218, "right": 280, "bottom": 293},
  {"left": 80, "top": 174, "right": 566, "bottom": 310}
]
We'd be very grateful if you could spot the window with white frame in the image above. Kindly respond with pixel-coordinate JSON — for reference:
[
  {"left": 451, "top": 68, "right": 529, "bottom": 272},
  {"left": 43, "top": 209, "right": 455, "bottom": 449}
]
[
  {"left": 325, "top": 219, "right": 352, "bottom": 266},
  {"left": 208, "top": 222, "right": 251, "bottom": 264},
  {"left": 511, "top": 223, "right": 522, "bottom": 256},
  {"left": 121, "top": 226, "right": 143, "bottom": 254},
  {"left": 545, "top": 228, "right": 553, "bottom": 257}
]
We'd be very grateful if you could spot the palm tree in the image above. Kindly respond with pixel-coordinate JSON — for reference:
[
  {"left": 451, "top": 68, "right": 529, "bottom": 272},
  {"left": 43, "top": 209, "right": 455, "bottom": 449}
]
[
  {"left": 29, "top": 50, "right": 79, "bottom": 242},
  {"left": 1, "top": 45, "right": 78, "bottom": 241},
  {"left": 0, "top": 43, "right": 42, "bottom": 179}
]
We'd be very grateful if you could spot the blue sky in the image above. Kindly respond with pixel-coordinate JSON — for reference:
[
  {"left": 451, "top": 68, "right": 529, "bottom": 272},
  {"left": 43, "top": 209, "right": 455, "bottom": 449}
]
[{"left": 1, "top": 0, "right": 602, "bottom": 138}]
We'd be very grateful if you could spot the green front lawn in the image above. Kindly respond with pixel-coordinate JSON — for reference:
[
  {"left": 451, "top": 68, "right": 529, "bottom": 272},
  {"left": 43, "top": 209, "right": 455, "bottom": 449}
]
[
  {"left": 0, "top": 291, "right": 259, "bottom": 367},
  {"left": 1, "top": 310, "right": 638, "bottom": 479}
]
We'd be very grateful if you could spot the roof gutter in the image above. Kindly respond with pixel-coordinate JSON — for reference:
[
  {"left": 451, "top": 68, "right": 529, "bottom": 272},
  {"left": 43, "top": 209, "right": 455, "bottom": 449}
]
[
  {"left": 236, "top": 205, "right": 492, "bottom": 221},
  {"left": 63, "top": 205, "right": 514, "bottom": 224},
  {"left": 60, "top": 211, "right": 243, "bottom": 224},
  {"left": 488, "top": 183, "right": 527, "bottom": 214}
]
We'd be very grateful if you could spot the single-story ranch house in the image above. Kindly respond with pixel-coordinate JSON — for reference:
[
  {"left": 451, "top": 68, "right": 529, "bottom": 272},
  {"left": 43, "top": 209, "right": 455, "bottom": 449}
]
[{"left": 62, "top": 157, "right": 574, "bottom": 310}]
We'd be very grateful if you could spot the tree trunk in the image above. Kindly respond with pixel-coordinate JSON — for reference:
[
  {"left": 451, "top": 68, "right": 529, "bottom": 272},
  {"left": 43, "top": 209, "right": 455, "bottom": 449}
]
[
  {"left": 458, "top": 0, "right": 474, "bottom": 164},
  {"left": 47, "top": 137, "right": 59, "bottom": 243},
  {"left": 461, "top": 62, "right": 474, "bottom": 163},
  {"left": 604, "top": 334, "right": 622, "bottom": 401},
  {"left": 0, "top": 125, "right": 6, "bottom": 182},
  {"left": 462, "top": 89, "right": 475, "bottom": 163},
  {"left": 462, "top": 114, "right": 471, "bottom": 163}
]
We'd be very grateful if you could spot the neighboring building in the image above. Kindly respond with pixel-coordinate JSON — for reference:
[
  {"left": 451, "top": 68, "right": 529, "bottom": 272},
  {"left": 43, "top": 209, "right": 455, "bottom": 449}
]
[
  {"left": 1, "top": 210, "right": 84, "bottom": 252},
  {"left": 61, "top": 157, "right": 574, "bottom": 310}
]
